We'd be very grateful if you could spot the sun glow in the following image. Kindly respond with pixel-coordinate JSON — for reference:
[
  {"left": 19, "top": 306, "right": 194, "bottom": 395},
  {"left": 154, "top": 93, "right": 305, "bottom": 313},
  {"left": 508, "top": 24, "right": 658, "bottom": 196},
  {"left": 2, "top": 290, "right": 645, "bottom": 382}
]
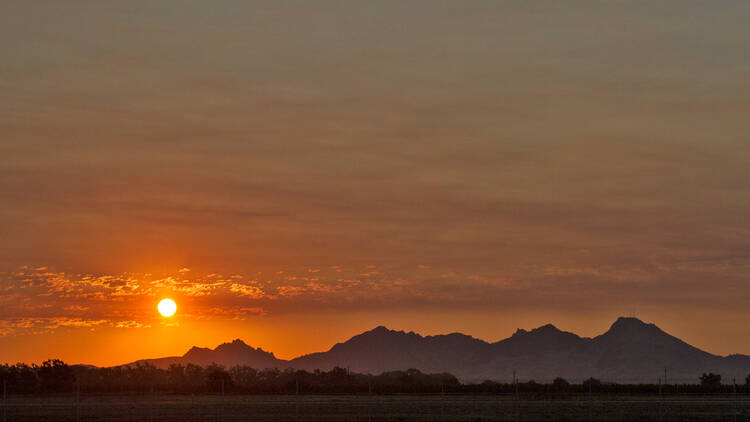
[{"left": 157, "top": 298, "right": 177, "bottom": 317}]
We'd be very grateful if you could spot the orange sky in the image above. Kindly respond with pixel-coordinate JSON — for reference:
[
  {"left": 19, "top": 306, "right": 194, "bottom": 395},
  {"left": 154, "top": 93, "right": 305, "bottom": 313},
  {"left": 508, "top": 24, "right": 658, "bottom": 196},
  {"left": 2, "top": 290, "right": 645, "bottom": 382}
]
[
  {"left": 2, "top": 1, "right": 750, "bottom": 365},
  {"left": 0, "top": 265, "right": 748, "bottom": 366}
]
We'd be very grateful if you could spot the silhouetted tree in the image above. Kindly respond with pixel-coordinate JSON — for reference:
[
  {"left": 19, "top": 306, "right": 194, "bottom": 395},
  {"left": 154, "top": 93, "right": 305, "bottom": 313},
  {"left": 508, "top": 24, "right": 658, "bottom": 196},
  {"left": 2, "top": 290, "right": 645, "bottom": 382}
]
[
  {"left": 129, "top": 362, "right": 160, "bottom": 391},
  {"left": 166, "top": 364, "right": 186, "bottom": 391},
  {"left": 38, "top": 359, "right": 74, "bottom": 392},
  {"left": 184, "top": 364, "right": 206, "bottom": 392},
  {"left": 552, "top": 377, "right": 570, "bottom": 391},
  {"left": 206, "top": 364, "right": 232, "bottom": 392},
  {"left": 582, "top": 377, "right": 602, "bottom": 390},
  {"left": 0, "top": 363, "right": 37, "bottom": 393},
  {"left": 229, "top": 365, "right": 259, "bottom": 392},
  {"left": 700, "top": 373, "right": 721, "bottom": 388}
]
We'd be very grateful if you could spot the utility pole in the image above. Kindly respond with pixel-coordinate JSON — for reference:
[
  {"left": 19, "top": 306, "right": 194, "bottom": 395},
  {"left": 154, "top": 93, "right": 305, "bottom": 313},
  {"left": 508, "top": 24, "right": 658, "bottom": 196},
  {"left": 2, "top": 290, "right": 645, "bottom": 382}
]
[
  {"left": 368, "top": 383, "right": 373, "bottom": 422},
  {"left": 149, "top": 384, "right": 154, "bottom": 422},
  {"left": 734, "top": 377, "right": 739, "bottom": 422},
  {"left": 295, "top": 377, "right": 300, "bottom": 422},
  {"left": 220, "top": 379, "right": 225, "bottom": 422},
  {"left": 658, "top": 377, "right": 663, "bottom": 421},
  {"left": 440, "top": 383, "right": 445, "bottom": 419},
  {"left": 368, "top": 378, "right": 373, "bottom": 422},
  {"left": 3, "top": 379, "right": 6, "bottom": 422},
  {"left": 588, "top": 379, "right": 593, "bottom": 422},
  {"left": 658, "top": 377, "right": 662, "bottom": 397},
  {"left": 76, "top": 379, "right": 80, "bottom": 422},
  {"left": 513, "top": 370, "right": 520, "bottom": 422}
]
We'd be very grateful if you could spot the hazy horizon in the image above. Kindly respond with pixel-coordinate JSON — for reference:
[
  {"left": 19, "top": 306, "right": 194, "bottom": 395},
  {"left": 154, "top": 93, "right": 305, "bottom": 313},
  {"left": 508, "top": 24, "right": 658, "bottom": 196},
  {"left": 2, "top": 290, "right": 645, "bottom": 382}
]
[
  {"left": 0, "top": 315, "right": 729, "bottom": 369},
  {"left": 2, "top": 1, "right": 750, "bottom": 366}
]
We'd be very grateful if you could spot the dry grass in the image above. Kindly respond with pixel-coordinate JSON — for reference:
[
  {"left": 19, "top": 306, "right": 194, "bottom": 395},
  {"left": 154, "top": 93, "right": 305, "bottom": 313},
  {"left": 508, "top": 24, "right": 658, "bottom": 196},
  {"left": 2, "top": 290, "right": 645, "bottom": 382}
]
[{"left": 1, "top": 394, "right": 748, "bottom": 421}]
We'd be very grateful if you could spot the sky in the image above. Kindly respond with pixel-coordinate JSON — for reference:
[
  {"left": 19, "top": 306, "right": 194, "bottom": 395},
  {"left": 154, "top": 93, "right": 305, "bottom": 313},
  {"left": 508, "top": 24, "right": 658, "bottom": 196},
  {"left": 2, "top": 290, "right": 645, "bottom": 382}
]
[{"left": 1, "top": 0, "right": 750, "bottom": 366}]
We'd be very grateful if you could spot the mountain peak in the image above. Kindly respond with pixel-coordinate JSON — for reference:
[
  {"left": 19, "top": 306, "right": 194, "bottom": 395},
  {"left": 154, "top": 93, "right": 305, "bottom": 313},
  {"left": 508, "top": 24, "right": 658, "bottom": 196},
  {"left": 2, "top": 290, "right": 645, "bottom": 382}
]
[
  {"left": 533, "top": 323, "right": 561, "bottom": 333},
  {"left": 599, "top": 317, "right": 669, "bottom": 343},
  {"left": 608, "top": 316, "right": 654, "bottom": 331},
  {"left": 512, "top": 328, "right": 528, "bottom": 337},
  {"left": 217, "top": 339, "right": 250, "bottom": 349},
  {"left": 184, "top": 346, "right": 210, "bottom": 356},
  {"left": 126, "top": 316, "right": 744, "bottom": 383},
  {"left": 614, "top": 316, "right": 647, "bottom": 324},
  {"left": 359, "top": 326, "right": 422, "bottom": 339},
  {"left": 511, "top": 323, "right": 561, "bottom": 338}
]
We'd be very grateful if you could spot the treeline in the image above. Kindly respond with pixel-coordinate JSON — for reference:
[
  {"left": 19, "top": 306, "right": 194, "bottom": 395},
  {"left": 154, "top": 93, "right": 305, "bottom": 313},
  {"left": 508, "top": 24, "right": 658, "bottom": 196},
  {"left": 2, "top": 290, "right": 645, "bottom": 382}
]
[
  {"left": 464, "top": 375, "right": 750, "bottom": 395},
  {"left": 0, "top": 360, "right": 458, "bottom": 394},
  {"left": 2, "top": 360, "right": 749, "bottom": 395}
]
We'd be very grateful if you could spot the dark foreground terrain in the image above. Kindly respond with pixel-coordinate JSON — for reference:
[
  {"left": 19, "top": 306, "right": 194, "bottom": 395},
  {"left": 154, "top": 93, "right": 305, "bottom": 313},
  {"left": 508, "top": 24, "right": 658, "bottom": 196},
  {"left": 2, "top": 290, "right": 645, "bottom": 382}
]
[{"left": 1, "top": 394, "right": 749, "bottom": 421}]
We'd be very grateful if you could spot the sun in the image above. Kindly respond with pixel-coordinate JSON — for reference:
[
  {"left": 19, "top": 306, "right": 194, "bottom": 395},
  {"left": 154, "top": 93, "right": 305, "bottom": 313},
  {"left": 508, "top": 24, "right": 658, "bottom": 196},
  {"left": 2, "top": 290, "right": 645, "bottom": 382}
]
[{"left": 158, "top": 298, "right": 177, "bottom": 317}]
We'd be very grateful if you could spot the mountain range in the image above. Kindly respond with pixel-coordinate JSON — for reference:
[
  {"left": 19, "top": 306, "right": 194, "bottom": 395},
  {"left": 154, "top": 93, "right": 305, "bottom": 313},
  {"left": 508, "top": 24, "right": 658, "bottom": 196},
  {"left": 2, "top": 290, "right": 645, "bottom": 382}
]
[{"left": 128, "top": 317, "right": 750, "bottom": 384}]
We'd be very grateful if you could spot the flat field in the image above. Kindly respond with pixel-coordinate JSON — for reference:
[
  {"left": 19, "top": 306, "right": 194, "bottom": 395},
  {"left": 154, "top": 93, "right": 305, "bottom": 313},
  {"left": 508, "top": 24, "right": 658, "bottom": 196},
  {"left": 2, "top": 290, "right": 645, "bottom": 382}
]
[{"left": 1, "top": 394, "right": 748, "bottom": 421}]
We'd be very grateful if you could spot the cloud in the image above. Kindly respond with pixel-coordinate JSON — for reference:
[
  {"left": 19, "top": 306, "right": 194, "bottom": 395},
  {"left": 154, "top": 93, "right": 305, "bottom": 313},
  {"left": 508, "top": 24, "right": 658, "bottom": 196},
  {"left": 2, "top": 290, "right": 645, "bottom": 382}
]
[
  {"left": 229, "top": 283, "right": 266, "bottom": 299},
  {"left": 203, "top": 307, "right": 267, "bottom": 319},
  {"left": 3, "top": 252, "right": 750, "bottom": 338},
  {"left": 0, "top": 318, "right": 108, "bottom": 336},
  {"left": 114, "top": 320, "right": 149, "bottom": 329}
]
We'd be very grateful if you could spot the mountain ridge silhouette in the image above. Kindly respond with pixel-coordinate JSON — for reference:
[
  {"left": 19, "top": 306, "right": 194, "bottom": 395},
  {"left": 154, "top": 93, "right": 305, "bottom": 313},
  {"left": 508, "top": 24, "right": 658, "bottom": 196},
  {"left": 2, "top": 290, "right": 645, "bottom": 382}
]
[{"left": 125, "top": 317, "right": 750, "bottom": 383}]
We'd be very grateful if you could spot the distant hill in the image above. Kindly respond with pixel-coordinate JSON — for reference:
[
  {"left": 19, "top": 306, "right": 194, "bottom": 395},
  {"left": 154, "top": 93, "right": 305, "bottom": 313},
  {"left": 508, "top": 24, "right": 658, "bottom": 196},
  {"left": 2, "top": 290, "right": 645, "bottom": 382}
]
[
  {"left": 129, "top": 339, "right": 284, "bottom": 370},
  {"left": 125, "top": 317, "right": 750, "bottom": 384},
  {"left": 289, "top": 326, "right": 492, "bottom": 377}
]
